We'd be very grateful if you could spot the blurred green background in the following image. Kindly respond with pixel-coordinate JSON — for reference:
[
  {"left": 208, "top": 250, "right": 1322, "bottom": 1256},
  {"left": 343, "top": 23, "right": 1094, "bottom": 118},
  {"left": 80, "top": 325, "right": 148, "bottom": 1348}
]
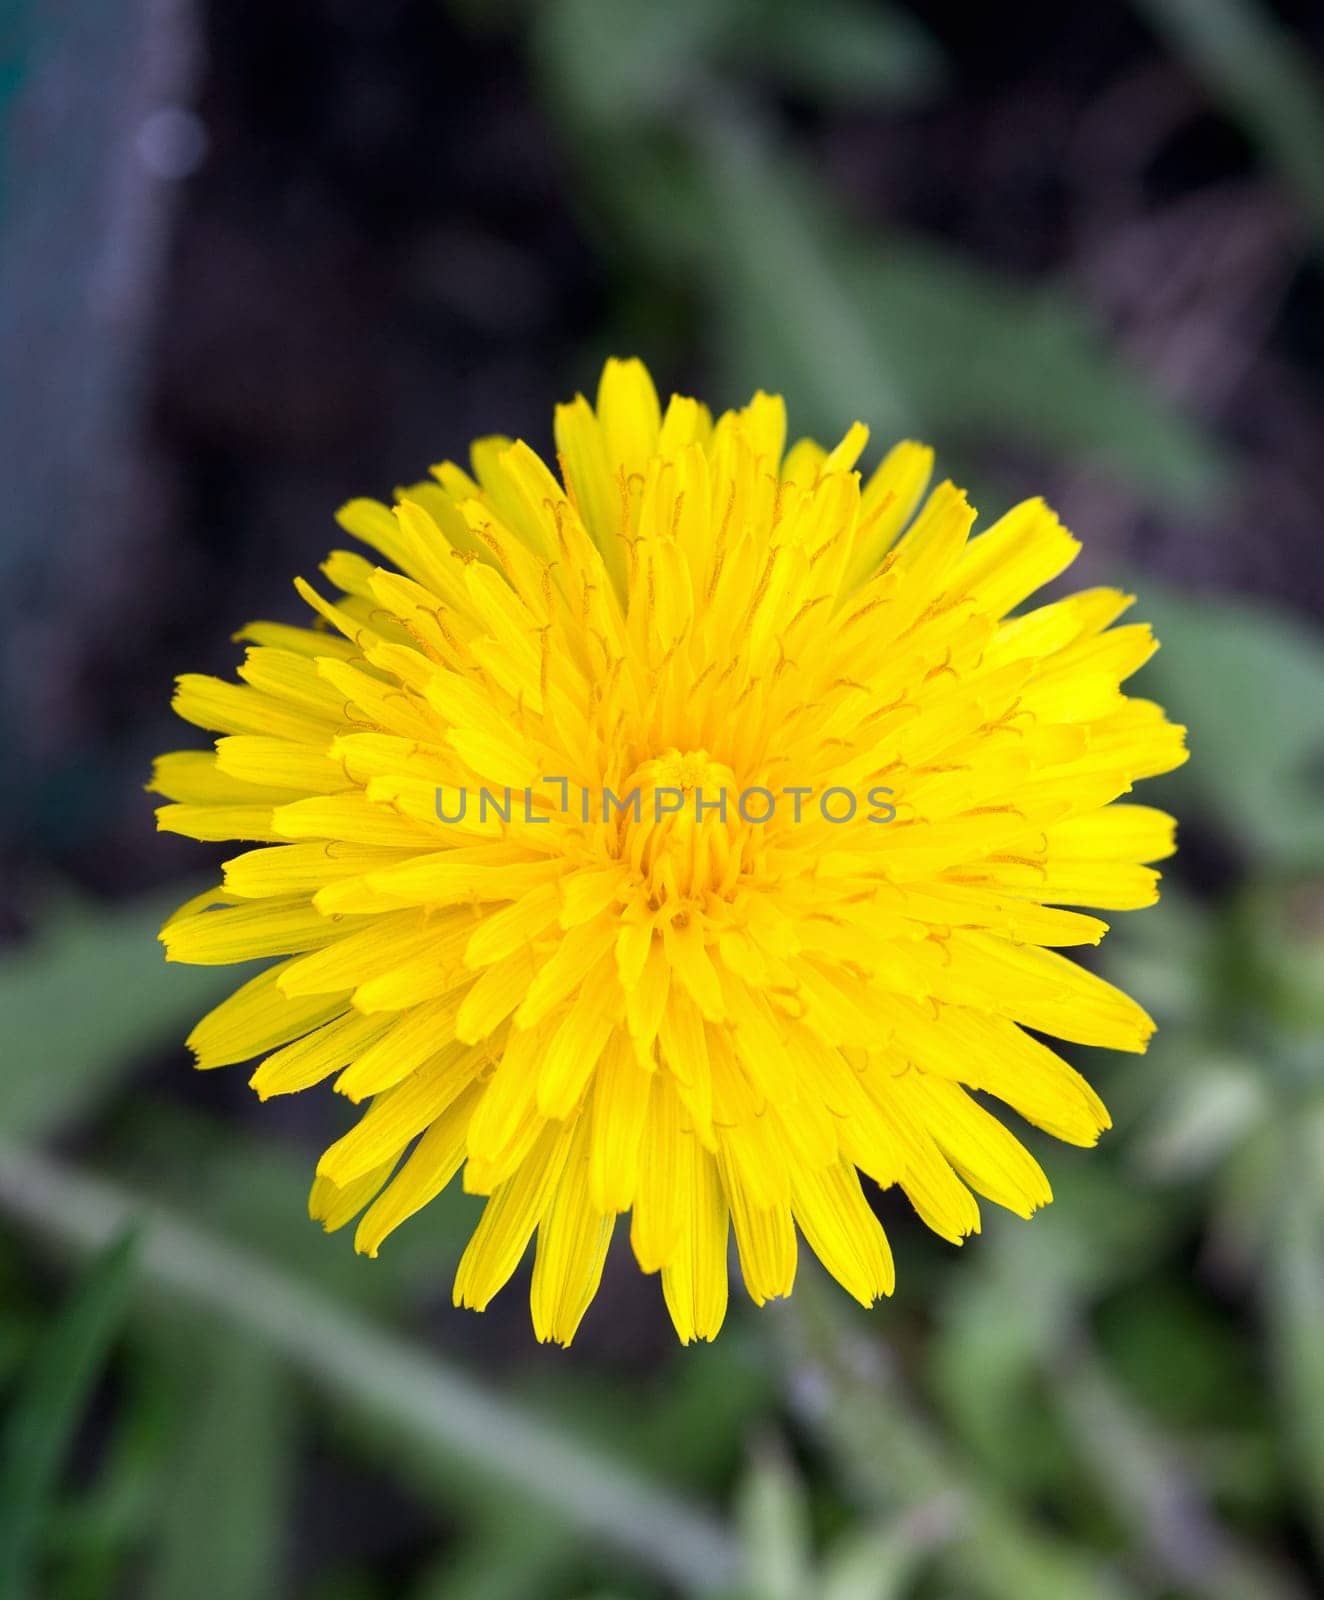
[{"left": 1, "top": 1, "right": 1323, "bottom": 1596}]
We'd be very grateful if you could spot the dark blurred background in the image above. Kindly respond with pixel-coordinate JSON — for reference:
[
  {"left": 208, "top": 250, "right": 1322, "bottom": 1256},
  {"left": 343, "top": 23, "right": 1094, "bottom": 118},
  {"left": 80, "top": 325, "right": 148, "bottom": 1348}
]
[{"left": 1, "top": 2, "right": 1322, "bottom": 1597}]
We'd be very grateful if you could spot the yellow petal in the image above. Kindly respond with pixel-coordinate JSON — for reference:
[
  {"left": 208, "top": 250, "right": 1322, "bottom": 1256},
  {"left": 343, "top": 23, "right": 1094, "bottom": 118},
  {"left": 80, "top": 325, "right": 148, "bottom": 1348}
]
[
  {"left": 453, "top": 1121, "right": 573, "bottom": 1311},
  {"left": 531, "top": 1113, "right": 615, "bottom": 1345},
  {"left": 354, "top": 1084, "right": 482, "bottom": 1257},
  {"left": 186, "top": 960, "right": 348, "bottom": 1069},
  {"left": 660, "top": 1136, "right": 729, "bottom": 1344},
  {"left": 791, "top": 1161, "right": 894, "bottom": 1306}
]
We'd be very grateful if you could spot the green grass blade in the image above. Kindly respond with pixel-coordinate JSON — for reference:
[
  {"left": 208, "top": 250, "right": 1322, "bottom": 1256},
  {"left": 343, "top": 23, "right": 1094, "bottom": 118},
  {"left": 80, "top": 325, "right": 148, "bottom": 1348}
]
[
  {"left": 141, "top": 1335, "right": 293, "bottom": 1600},
  {"left": 0, "top": 1228, "right": 138, "bottom": 1600},
  {"left": 698, "top": 110, "right": 913, "bottom": 443},
  {"left": 727, "top": 0, "right": 946, "bottom": 108},
  {"left": 735, "top": 1440, "right": 812, "bottom": 1600},
  {"left": 1269, "top": 1143, "right": 1324, "bottom": 1560}
]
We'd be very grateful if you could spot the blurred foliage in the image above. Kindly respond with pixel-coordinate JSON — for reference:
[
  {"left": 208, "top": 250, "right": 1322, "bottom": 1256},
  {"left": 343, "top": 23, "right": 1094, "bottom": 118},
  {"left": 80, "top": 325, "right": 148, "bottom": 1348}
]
[
  {"left": 1134, "top": 0, "right": 1324, "bottom": 240},
  {"left": 527, "top": 0, "right": 1225, "bottom": 505},
  {"left": 1134, "top": 588, "right": 1324, "bottom": 869},
  {"left": 2, "top": 0, "right": 1324, "bottom": 1597},
  {"left": 0, "top": 887, "right": 244, "bottom": 1143}
]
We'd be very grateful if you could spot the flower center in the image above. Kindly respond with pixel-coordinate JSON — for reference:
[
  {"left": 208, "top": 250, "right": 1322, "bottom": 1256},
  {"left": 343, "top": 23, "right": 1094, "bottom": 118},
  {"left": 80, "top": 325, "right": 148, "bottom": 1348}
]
[{"left": 616, "top": 748, "right": 752, "bottom": 908}]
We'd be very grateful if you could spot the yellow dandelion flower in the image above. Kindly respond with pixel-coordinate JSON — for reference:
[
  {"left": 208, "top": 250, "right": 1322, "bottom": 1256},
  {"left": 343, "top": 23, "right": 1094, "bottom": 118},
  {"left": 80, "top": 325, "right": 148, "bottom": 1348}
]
[{"left": 154, "top": 357, "right": 1187, "bottom": 1345}]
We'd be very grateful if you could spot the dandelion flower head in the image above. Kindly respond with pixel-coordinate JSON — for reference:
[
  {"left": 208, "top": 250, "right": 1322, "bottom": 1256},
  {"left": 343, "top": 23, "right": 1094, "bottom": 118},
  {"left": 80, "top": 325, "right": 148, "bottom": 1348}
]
[{"left": 155, "top": 358, "right": 1186, "bottom": 1344}]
